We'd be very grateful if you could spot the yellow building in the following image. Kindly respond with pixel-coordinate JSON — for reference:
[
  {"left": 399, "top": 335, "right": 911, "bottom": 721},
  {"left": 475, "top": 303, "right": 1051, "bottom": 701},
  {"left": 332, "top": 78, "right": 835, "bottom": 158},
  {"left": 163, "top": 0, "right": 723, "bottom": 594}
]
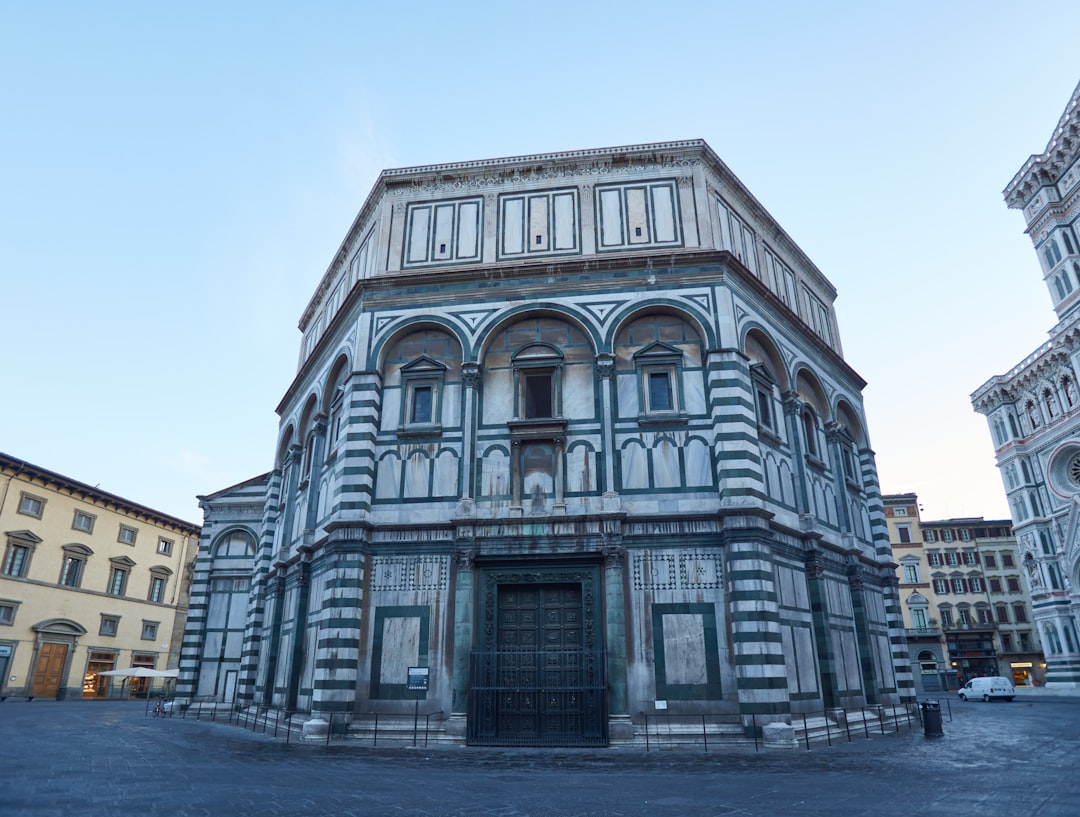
[{"left": 0, "top": 453, "right": 199, "bottom": 700}]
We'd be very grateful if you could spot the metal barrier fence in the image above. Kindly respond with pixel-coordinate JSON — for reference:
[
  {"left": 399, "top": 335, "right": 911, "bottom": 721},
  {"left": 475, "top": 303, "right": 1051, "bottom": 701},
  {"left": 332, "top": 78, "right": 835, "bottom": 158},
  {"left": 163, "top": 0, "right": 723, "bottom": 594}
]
[
  {"left": 164, "top": 699, "right": 444, "bottom": 747},
  {"left": 640, "top": 703, "right": 922, "bottom": 752},
  {"left": 159, "top": 697, "right": 928, "bottom": 752}
]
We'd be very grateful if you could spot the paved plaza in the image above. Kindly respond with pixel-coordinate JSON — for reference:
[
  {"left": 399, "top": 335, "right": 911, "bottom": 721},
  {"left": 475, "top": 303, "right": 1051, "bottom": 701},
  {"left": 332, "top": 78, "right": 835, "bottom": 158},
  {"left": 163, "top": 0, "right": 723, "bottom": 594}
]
[{"left": 2, "top": 690, "right": 1078, "bottom": 817}]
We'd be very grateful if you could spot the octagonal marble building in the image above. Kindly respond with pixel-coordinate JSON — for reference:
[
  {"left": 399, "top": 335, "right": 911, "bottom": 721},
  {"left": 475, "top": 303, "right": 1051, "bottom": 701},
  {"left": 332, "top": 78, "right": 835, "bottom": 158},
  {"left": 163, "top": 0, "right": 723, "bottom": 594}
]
[{"left": 179, "top": 140, "right": 913, "bottom": 745}]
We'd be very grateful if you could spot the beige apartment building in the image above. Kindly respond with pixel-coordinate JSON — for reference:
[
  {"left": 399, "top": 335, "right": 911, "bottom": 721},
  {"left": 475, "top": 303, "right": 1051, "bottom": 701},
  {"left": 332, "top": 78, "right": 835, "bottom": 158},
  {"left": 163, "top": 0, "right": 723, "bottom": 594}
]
[
  {"left": 884, "top": 493, "right": 1044, "bottom": 694},
  {"left": 0, "top": 453, "right": 199, "bottom": 700}
]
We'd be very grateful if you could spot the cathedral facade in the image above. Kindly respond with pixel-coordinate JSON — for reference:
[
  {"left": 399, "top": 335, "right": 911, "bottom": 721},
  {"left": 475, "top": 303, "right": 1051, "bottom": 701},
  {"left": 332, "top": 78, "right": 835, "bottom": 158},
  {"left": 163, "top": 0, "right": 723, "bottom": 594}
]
[
  {"left": 179, "top": 140, "right": 912, "bottom": 744},
  {"left": 973, "top": 82, "right": 1080, "bottom": 688}
]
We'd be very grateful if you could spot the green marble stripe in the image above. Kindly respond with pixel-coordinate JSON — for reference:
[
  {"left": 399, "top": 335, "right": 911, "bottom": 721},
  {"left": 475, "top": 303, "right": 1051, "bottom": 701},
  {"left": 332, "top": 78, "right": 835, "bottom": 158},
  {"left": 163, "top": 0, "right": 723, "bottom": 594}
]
[
  {"left": 735, "top": 676, "right": 789, "bottom": 689},
  {"left": 730, "top": 626, "right": 781, "bottom": 639},
  {"left": 316, "top": 638, "right": 362, "bottom": 650},
  {"left": 730, "top": 610, "right": 781, "bottom": 624},
  {"left": 727, "top": 568, "right": 776, "bottom": 582},
  {"left": 737, "top": 701, "right": 790, "bottom": 715},
  {"left": 732, "top": 653, "right": 787, "bottom": 666}
]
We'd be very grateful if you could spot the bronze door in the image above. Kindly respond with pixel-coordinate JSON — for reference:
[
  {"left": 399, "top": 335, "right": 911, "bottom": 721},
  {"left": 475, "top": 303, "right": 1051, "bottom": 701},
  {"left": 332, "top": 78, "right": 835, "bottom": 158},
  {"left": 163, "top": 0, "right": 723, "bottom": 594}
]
[{"left": 467, "top": 582, "right": 604, "bottom": 745}]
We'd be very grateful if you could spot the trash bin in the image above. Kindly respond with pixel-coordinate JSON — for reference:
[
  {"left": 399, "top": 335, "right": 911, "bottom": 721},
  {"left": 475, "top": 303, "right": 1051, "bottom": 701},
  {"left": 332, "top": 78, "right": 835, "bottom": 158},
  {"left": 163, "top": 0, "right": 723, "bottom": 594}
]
[{"left": 920, "top": 700, "right": 943, "bottom": 736}]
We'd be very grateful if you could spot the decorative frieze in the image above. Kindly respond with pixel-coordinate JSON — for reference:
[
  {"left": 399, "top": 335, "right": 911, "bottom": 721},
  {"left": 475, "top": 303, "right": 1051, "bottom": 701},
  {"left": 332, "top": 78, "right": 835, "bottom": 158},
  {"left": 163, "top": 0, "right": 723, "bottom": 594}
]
[{"left": 370, "top": 554, "right": 449, "bottom": 591}]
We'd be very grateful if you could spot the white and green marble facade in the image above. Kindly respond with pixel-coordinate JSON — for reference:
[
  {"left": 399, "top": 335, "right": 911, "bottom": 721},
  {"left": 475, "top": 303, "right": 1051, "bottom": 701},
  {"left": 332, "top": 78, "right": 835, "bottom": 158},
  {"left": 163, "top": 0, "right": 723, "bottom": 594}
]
[
  {"left": 974, "top": 81, "right": 1080, "bottom": 688},
  {"left": 180, "top": 141, "right": 913, "bottom": 742}
]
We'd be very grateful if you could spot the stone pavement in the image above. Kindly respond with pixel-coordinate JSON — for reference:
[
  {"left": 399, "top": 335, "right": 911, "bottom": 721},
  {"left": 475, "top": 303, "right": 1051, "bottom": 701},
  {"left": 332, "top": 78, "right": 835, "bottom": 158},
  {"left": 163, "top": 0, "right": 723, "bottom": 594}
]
[{"left": 2, "top": 691, "right": 1078, "bottom": 817}]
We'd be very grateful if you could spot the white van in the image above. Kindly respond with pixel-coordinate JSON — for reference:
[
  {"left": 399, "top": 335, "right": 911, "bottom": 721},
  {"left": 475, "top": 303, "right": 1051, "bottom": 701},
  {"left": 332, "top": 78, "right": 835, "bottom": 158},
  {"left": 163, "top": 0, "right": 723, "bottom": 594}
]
[{"left": 957, "top": 676, "right": 1015, "bottom": 702}]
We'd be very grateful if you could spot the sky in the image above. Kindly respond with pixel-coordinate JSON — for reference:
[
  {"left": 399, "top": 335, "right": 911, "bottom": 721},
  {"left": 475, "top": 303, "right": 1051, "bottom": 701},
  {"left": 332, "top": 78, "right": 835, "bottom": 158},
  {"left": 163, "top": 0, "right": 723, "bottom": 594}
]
[{"left": 2, "top": 1, "right": 1078, "bottom": 526}]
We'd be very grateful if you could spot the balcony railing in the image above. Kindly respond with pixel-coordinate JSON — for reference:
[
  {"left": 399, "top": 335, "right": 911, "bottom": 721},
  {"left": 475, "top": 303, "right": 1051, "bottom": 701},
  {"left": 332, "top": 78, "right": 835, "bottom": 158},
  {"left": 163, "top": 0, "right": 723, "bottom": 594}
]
[{"left": 905, "top": 627, "right": 941, "bottom": 638}]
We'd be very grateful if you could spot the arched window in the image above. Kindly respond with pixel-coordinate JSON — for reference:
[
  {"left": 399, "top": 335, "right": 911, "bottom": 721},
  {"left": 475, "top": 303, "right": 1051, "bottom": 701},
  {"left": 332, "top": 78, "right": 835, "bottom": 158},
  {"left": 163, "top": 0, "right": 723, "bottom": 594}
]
[{"left": 917, "top": 651, "right": 938, "bottom": 675}]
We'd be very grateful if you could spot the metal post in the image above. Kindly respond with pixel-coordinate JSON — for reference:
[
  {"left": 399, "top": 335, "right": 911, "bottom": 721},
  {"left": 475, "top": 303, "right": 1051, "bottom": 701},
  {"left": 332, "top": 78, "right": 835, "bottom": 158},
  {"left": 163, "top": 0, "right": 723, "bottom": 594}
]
[
  {"left": 326, "top": 713, "right": 333, "bottom": 746},
  {"left": 802, "top": 713, "right": 810, "bottom": 750},
  {"left": 702, "top": 715, "right": 708, "bottom": 753},
  {"left": 413, "top": 699, "right": 419, "bottom": 747}
]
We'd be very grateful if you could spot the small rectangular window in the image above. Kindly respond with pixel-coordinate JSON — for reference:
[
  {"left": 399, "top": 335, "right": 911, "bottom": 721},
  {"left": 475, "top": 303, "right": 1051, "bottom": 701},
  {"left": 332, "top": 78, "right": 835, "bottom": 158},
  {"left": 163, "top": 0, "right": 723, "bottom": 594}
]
[
  {"left": 927, "top": 553, "right": 941, "bottom": 567},
  {"left": 924, "top": 530, "right": 936, "bottom": 543},
  {"left": 648, "top": 371, "right": 674, "bottom": 412},
  {"left": 1013, "top": 604, "right": 1028, "bottom": 623},
  {"left": 107, "top": 567, "right": 129, "bottom": 597},
  {"left": 524, "top": 372, "right": 554, "bottom": 418},
  {"left": 118, "top": 526, "right": 138, "bottom": 545},
  {"left": 1001, "top": 632, "right": 1014, "bottom": 651},
  {"left": 952, "top": 578, "right": 965, "bottom": 593},
  {"left": 984, "top": 554, "right": 997, "bottom": 568},
  {"left": 964, "top": 552, "right": 976, "bottom": 566},
  {"left": 897, "top": 524, "right": 912, "bottom": 544},
  {"left": 996, "top": 605, "right": 1010, "bottom": 623},
  {"left": 157, "top": 538, "right": 173, "bottom": 556},
  {"left": 989, "top": 577, "right": 1002, "bottom": 593},
  {"left": 934, "top": 579, "right": 947, "bottom": 594},
  {"left": 755, "top": 386, "right": 774, "bottom": 431},
  {"left": 72, "top": 510, "right": 96, "bottom": 534},
  {"left": 59, "top": 556, "right": 83, "bottom": 588},
  {"left": 148, "top": 576, "right": 166, "bottom": 603},
  {"left": 939, "top": 609, "right": 953, "bottom": 626},
  {"left": 1007, "top": 577, "right": 1021, "bottom": 592},
  {"left": 410, "top": 385, "right": 433, "bottom": 424},
  {"left": 17, "top": 493, "right": 44, "bottom": 518},
  {"left": 0, "top": 603, "right": 16, "bottom": 625},
  {"left": 1002, "top": 554, "right": 1015, "bottom": 568},
  {"left": 100, "top": 616, "right": 119, "bottom": 637},
  {"left": 2, "top": 544, "right": 30, "bottom": 578},
  {"left": 141, "top": 621, "right": 159, "bottom": 641}
]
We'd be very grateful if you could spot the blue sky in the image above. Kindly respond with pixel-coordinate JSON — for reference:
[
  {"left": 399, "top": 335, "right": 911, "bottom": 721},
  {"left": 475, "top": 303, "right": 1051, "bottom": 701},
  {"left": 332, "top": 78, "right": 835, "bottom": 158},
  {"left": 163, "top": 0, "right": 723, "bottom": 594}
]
[{"left": 2, "top": 1, "right": 1078, "bottom": 524}]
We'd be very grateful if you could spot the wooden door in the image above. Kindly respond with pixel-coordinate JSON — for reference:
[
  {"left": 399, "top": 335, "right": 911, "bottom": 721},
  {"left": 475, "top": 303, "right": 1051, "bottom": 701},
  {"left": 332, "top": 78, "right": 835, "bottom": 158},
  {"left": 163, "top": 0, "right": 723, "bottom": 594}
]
[{"left": 31, "top": 642, "right": 68, "bottom": 698}]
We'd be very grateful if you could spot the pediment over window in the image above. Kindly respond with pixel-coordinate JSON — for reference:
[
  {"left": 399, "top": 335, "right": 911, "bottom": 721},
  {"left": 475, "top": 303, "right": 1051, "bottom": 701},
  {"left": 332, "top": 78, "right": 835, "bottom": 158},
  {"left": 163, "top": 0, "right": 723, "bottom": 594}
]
[
  {"left": 512, "top": 343, "right": 563, "bottom": 365},
  {"left": 749, "top": 361, "right": 777, "bottom": 386},
  {"left": 6, "top": 530, "right": 43, "bottom": 545},
  {"left": 149, "top": 565, "right": 174, "bottom": 576},
  {"left": 109, "top": 555, "right": 136, "bottom": 567},
  {"left": 400, "top": 355, "right": 448, "bottom": 376},
  {"left": 632, "top": 341, "right": 682, "bottom": 364},
  {"left": 906, "top": 592, "right": 928, "bottom": 607},
  {"left": 33, "top": 618, "right": 87, "bottom": 636},
  {"left": 62, "top": 543, "right": 94, "bottom": 557}
]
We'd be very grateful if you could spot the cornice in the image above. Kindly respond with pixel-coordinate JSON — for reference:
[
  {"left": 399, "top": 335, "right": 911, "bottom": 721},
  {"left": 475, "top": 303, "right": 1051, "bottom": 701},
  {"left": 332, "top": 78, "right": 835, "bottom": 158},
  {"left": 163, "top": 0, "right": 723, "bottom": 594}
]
[
  {"left": 1004, "top": 79, "right": 1080, "bottom": 209},
  {"left": 0, "top": 451, "right": 200, "bottom": 534}
]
